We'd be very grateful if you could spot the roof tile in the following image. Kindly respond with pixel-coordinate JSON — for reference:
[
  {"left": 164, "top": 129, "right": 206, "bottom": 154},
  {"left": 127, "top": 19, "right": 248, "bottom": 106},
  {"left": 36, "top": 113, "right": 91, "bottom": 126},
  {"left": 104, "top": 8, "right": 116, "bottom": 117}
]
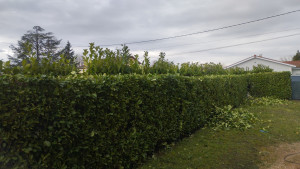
[{"left": 282, "top": 61, "right": 300, "bottom": 67}]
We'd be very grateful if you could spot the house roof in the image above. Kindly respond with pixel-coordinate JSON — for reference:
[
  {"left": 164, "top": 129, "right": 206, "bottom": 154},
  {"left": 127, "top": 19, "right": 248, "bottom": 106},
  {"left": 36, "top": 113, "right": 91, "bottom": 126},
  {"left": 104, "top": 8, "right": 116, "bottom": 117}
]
[
  {"left": 282, "top": 61, "right": 300, "bottom": 68},
  {"left": 129, "top": 56, "right": 141, "bottom": 64},
  {"left": 226, "top": 55, "right": 296, "bottom": 69}
]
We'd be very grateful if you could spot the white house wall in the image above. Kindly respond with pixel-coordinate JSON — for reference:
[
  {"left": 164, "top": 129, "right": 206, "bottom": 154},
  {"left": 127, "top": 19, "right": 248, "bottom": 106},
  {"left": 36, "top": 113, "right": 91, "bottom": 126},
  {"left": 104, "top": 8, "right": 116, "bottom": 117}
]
[
  {"left": 292, "top": 69, "right": 300, "bottom": 76},
  {"left": 234, "top": 58, "right": 292, "bottom": 72}
]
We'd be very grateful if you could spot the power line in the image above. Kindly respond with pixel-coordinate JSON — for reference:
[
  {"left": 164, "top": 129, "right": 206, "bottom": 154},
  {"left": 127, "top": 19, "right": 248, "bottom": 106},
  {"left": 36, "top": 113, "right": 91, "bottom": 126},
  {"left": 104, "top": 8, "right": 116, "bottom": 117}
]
[
  {"left": 78, "top": 9, "right": 300, "bottom": 47},
  {"left": 142, "top": 27, "right": 300, "bottom": 51},
  {"left": 3, "top": 9, "right": 300, "bottom": 49},
  {"left": 170, "top": 33, "right": 300, "bottom": 56}
]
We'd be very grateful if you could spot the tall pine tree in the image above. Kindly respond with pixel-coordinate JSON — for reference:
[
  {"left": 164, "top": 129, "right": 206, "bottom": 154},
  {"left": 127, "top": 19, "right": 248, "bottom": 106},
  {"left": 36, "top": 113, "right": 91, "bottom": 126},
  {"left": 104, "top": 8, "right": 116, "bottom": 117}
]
[
  {"left": 292, "top": 50, "right": 300, "bottom": 61},
  {"left": 57, "top": 41, "right": 76, "bottom": 65},
  {"left": 8, "top": 26, "right": 61, "bottom": 65}
]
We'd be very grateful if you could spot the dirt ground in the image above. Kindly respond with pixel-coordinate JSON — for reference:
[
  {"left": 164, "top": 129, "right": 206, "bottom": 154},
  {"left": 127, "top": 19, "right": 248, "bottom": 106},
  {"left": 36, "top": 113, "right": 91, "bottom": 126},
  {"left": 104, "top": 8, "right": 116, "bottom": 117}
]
[{"left": 260, "top": 142, "right": 300, "bottom": 169}]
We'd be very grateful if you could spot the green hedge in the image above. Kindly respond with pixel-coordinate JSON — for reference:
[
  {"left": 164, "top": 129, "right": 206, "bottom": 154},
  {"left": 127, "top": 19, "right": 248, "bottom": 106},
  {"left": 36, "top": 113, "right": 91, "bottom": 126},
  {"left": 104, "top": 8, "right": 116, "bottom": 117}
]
[
  {"left": 0, "top": 72, "right": 290, "bottom": 168},
  {"left": 248, "top": 72, "right": 291, "bottom": 99}
]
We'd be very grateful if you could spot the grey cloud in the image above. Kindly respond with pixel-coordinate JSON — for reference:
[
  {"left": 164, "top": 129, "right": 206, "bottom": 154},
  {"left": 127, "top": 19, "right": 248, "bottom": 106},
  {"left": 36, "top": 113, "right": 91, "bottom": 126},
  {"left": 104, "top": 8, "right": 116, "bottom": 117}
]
[{"left": 0, "top": 0, "right": 300, "bottom": 64}]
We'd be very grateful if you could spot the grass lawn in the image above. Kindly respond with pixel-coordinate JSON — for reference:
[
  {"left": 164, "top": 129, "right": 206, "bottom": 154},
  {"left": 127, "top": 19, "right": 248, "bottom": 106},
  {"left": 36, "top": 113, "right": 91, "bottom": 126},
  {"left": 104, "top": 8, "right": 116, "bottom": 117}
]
[{"left": 139, "top": 100, "right": 300, "bottom": 169}]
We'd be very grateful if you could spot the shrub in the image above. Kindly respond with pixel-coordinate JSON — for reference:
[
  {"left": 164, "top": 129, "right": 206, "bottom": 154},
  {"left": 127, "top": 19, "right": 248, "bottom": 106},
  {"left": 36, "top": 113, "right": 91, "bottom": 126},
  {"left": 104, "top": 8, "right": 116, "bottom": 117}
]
[
  {"left": 83, "top": 44, "right": 179, "bottom": 75},
  {"left": 248, "top": 72, "right": 291, "bottom": 99},
  {"left": 1, "top": 42, "right": 280, "bottom": 77},
  {"left": 0, "top": 74, "right": 248, "bottom": 168},
  {"left": 150, "top": 52, "right": 178, "bottom": 74},
  {"left": 179, "top": 62, "right": 226, "bottom": 76},
  {"left": 0, "top": 56, "right": 77, "bottom": 76},
  {"left": 226, "top": 67, "right": 247, "bottom": 75},
  {"left": 83, "top": 44, "right": 143, "bottom": 75},
  {"left": 0, "top": 72, "right": 291, "bottom": 168},
  {"left": 251, "top": 64, "right": 273, "bottom": 73}
]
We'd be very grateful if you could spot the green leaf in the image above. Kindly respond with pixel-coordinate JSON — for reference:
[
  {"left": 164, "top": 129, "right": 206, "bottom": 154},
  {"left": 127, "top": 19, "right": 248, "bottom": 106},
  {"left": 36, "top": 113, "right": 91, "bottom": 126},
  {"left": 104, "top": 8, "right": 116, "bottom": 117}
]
[
  {"left": 23, "top": 147, "right": 32, "bottom": 153},
  {"left": 44, "top": 141, "right": 51, "bottom": 147},
  {"left": 91, "top": 131, "right": 95, "bottom": 137}
]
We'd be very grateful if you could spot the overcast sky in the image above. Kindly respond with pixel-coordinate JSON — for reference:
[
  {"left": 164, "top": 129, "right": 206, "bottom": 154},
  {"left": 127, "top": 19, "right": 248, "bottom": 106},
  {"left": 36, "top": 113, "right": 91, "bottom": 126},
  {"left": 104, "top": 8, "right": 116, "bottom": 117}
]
[{"left": 1, "top": 0, "right": 300, "bottom": 65}]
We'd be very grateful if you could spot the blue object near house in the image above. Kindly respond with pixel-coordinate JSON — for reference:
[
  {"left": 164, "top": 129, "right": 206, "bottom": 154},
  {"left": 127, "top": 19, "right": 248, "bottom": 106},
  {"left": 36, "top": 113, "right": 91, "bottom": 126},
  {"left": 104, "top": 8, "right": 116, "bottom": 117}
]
[{"left": 291, "top": 76, "right": 300, "bottom": 100}]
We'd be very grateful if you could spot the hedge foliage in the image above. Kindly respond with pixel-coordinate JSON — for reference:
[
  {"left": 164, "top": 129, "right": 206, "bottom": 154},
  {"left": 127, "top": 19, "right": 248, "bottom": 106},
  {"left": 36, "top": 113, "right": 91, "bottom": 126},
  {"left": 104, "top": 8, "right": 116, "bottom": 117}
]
[
  {"left": 0, "top": 57, "right": 77, "bottom": 76},
  {"left": 248, "top": 72, "right": 291, "bottom": 99},
  {"left": 0, "top": 72, "right": 291, "bottom": 168},
  {"left": 81, "top": 43, "right": 274, "bottom": 76},
  {"left": 1, "top": 43, "right": 276, "bottom": 77}
]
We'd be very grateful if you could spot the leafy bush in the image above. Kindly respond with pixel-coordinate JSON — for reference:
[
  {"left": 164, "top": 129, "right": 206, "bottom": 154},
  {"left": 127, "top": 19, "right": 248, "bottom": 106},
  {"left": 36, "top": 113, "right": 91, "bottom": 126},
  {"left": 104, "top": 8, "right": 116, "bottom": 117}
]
[
  {"left": 82, "top": 44, "right": 277, "bottom": 76},
  {"left": 1, "top": 43, "right": 280, "bottom": 77},
  {"left": 179, "top": 62, "right": 226, "bottom": 76},
  {"left": 226, "top": 67, "right": 247, "bottom": 75},
  {"left": 150, "top": 52, "right": 178, "bottom": 74},
  {"left": 83, "top": 44, "right": 143, "bottom": 75},
  {"left": 0, "top": 66, "right": 291, "bottom": 168},
  {"left": 251, "top": 64, "right": 273, "bottom": 73},
  {"left": 0, "top": 74, "right": 249, "bottom": 168},
  {"left": 248, "top": 72, "right": 291, "bottom": 99},
  {"left": 83, "top": 44, "right": 179, "bottom": 75},
  {"left": 0, "top": 56, "right": 77, "bottom": 76},
  {"left": 179, "top": 63, "right": 274, "bottom": 76},
  {"left": 206, "top": 105, "right": 258, "bottom": 130}
]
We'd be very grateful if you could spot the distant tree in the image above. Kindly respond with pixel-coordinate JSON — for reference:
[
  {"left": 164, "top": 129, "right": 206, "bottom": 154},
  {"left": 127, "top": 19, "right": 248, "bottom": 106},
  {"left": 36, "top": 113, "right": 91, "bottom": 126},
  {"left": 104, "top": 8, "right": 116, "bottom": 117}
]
[
  {"left": 252, "top": 64, "right": 273, "bottom": 73},
  {"left": 142, "top": 51, "right": 150, "bottom": 74},
  {"left": 57, "top": 41, "right": 76, "bottom": 65},
  {"left": 8, "top": 26, "right": 61, "bottom": 65},
  {"left": 292, "top": 50, "right": 300, "bottom": 61},
  {"left": 151, "top": 52, "right": 178, "bottom": 74}
]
